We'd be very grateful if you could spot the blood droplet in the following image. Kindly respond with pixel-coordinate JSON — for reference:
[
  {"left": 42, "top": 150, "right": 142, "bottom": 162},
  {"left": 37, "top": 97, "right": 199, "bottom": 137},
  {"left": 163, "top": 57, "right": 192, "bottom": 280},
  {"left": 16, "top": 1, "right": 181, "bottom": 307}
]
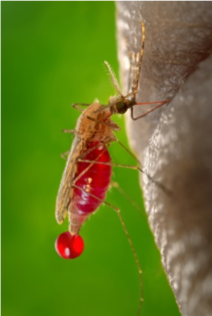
[{"left": 55, "top": 231, "right": 84, "bottom": 259}]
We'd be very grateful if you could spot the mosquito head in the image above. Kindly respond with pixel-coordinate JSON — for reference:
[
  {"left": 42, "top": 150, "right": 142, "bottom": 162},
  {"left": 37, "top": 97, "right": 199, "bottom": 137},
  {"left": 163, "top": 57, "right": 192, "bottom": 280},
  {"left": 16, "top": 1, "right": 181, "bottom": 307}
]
[
  {"left": 109, "top": 95, "right": 134, "bottom": 115},
  {"left": 114, "top": 100, "right": 129, "bottom": 114}
]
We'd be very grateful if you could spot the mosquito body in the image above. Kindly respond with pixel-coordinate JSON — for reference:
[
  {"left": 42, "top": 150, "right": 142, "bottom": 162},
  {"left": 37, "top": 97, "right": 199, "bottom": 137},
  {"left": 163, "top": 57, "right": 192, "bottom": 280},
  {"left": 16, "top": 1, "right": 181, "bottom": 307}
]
[{"left": 55, "top": 21, "right": 170, "bottom": 315}]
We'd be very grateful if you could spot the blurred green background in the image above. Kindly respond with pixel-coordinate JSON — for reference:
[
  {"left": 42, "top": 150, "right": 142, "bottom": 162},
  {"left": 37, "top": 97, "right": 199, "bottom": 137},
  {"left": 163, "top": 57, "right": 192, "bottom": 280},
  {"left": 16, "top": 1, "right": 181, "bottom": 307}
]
[{"left": 2, "top": 2, "right": 180, "bottom": 316}]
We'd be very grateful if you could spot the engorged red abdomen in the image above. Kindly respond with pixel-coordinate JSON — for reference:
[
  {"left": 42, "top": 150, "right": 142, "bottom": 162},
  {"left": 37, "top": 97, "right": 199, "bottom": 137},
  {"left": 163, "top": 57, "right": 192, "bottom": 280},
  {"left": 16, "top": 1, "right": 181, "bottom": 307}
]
[{"left": 73, "top": 142, "right": 111, "bottom": 215}]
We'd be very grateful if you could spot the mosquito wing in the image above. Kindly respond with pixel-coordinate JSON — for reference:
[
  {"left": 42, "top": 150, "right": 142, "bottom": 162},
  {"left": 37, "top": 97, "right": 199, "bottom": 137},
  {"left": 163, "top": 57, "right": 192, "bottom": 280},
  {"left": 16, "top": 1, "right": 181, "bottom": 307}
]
[{"left": 56, "top": 136, "right": 82, "bottom": 224}]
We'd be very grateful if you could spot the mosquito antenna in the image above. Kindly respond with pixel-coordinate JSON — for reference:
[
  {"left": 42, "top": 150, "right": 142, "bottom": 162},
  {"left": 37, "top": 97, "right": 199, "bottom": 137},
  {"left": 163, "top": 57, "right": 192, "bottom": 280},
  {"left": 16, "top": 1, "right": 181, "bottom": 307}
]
[{"left": 104, "top": 61, "right": 123, "bottom": 96}]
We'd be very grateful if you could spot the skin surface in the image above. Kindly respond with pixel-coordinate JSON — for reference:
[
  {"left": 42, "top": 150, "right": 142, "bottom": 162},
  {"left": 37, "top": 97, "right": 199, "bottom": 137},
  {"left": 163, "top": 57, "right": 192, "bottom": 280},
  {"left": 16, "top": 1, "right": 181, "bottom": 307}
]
[{"left": 116, "top": 2, "right": 212, "bottom": 315}]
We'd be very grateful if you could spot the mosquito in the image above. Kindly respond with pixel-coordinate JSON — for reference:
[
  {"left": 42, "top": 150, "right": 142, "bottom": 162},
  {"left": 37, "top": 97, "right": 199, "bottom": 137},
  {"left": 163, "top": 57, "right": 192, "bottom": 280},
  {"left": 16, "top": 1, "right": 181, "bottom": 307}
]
[
  {"left": 55, "top": 101, "right": 144, "bottom": 315},
  {"left": 55, "top": 22, "right": 170, "bottom": 316}
]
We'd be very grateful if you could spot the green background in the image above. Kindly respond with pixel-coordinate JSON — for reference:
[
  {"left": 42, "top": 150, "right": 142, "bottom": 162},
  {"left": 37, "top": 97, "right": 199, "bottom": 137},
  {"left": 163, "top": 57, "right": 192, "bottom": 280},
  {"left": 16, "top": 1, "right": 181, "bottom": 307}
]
[{"left": 2, "top": 2, "right": 180, "bottom": 316}]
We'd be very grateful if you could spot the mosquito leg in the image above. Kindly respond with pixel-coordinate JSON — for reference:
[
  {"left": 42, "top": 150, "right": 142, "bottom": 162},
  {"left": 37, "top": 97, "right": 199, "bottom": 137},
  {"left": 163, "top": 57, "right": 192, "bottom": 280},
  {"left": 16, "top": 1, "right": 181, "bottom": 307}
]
[
  {"left": 72, "top": 183, "right": 143, "bottom": 314},
  {"left": 72, "top": 103, "right": 91, "bottom": 112},
  {"left": 110, "top": 181, "right": 146, "bottom": 219},
  {"left": 135, "top": 99, "right": 171, "bottom": 106},
  {"left": 61, "top": 151, "right": 70, "bottom": 160},
  {"left": 131, "top": 100, "right": 171, "bottom": 120},
  {"left": 116, "top": 139, "right": 140, "bottom": 164},
  {"left": 116, "top": 211, "right": 143, "bottom": 316},
  {"left": 62, "top": 129, "right": 76, "bottom": 134}
]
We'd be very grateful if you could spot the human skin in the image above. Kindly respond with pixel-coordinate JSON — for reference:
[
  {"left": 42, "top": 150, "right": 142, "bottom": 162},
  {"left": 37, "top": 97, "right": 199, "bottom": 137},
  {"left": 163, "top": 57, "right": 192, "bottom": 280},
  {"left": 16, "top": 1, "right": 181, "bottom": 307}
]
[{"left": 116, "top": 2, "right": 212, "bottom": 316}]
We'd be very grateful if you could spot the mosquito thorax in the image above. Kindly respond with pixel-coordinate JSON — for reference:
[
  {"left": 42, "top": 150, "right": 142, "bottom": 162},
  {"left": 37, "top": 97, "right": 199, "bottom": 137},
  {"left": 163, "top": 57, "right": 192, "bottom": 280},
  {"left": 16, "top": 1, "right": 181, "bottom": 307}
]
[{"left": 55, "top": 231, "right": 84, "bottom": 259}]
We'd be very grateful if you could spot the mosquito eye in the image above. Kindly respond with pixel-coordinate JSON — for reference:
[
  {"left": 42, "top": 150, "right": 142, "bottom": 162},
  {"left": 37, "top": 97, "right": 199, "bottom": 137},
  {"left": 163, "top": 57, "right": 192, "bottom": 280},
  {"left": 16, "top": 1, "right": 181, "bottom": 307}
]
[
  {"left": 55, "top": 232, "right": 84, "bottom": 259},
  {"left": 116, "top": 101, "right": 128, "bottom": 114}
]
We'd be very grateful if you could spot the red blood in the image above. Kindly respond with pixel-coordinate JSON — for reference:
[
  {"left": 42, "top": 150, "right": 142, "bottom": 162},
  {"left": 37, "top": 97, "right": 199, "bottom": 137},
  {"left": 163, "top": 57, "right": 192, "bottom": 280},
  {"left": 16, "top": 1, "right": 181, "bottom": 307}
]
[
  {"left": 55, "top": 231, "right": 84, "bottom": 259},
  {"left": 73, "top": 142, "right": 112, "bottom": 214}
]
